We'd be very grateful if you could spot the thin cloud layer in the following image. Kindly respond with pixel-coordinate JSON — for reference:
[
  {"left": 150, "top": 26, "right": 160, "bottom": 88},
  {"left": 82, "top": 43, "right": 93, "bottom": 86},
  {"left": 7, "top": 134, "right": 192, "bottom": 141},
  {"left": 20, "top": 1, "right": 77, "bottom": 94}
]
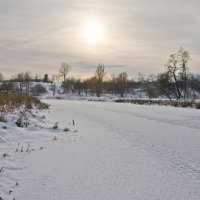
[{"left": 0, "top": 0, "right": 199, "bottom": 77}]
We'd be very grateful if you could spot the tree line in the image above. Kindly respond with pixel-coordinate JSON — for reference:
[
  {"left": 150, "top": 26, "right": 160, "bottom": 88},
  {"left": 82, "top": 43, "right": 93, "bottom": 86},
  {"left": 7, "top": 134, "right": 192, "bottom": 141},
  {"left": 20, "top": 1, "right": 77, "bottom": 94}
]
[{"left": 0, "top": 47, "right": 200, "bottom": 99}]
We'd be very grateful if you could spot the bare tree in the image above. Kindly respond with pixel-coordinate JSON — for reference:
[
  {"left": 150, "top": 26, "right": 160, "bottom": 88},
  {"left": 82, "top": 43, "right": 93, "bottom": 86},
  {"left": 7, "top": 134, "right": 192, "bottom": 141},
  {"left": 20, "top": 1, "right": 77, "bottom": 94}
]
[
  {"left": 165, "top": 48, "right": 190, "bottom": 99},
  {"left": 110, "top": 74, "right": 116, "bottom": 95},
  {"left": 59, "top": 63, "right": 71, "bottom": 83},
  {"left": 177, "top": 47, "right": 190, "bottom": 99},
  {"left": 34, "top": 74, "right": 42, "bottom": 82},
  {"left": 17, "top": 72, "right": 25, "bottom": 94},
  {"left": 116, "top": 72, "right": 128, "bottom": 97},
  {"left": 166, "top": 54, "right": 182, "bottom": 99},
  {"left": 137, "top": 73, "right": 146, "bottom": 98},
  {"left": 24, "top": 71, "right": 32, "bottom": 95},
  {"left": 94, "top": 64, "right": 106, "bottom": 97}
]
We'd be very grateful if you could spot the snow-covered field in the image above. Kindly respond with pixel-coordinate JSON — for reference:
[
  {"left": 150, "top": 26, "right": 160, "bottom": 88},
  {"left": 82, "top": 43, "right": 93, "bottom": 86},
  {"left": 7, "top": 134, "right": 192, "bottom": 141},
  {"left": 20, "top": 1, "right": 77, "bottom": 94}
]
[{"left": 1, "top": 100, "right": 200, "bottom": 200}]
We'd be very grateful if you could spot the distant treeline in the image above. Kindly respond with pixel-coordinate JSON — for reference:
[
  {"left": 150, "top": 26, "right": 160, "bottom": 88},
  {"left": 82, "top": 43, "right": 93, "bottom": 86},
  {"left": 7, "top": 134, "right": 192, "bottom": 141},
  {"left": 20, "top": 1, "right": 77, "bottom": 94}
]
[{"left": 0, "top": 48, "right": 200, "bottom": 100}]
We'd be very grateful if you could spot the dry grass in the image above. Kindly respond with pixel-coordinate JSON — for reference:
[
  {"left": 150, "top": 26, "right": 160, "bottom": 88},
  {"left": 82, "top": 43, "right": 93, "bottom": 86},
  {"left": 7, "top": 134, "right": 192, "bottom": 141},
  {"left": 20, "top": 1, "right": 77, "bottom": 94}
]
[
  {"left": 0, "top": 92, "right": 48, "bottom": 110},
  {"left": 0, "top": 92, "right": 49, "bottom": 123},
  {"left": 115, "top": 99, "right": 200, "bottom": 109}
]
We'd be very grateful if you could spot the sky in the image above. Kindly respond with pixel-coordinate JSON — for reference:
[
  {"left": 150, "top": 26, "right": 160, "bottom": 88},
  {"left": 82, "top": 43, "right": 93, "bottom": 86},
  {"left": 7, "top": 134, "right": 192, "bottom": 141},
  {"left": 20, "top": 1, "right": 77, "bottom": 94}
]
[{"left": 0, "top": 0, "right": 200, "bottom": 79}]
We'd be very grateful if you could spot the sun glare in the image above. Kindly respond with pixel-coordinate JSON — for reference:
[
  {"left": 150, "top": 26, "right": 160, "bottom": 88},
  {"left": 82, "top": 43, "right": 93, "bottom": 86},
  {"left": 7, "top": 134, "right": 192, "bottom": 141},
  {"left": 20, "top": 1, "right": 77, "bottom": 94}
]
[{"left": 83, "top": 21, "right": 104, "bottom": 44}]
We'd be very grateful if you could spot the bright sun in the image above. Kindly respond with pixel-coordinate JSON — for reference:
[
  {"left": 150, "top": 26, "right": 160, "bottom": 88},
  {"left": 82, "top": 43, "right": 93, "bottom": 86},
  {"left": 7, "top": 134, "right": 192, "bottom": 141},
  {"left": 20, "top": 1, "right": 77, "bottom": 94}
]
[{"left": 83, "top": 22, "right": 104, "bottom": 44}]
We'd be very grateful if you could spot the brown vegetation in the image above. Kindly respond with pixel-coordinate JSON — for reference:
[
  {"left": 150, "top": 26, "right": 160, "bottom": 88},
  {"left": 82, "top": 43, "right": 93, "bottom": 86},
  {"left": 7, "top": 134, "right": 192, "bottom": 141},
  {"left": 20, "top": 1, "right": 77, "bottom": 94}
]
[
  {"left": 115, "top": 99, "right": 200, "bottom": 109},
  {"left": 0, "top": 92, "right": 49, "bottom": 123}
]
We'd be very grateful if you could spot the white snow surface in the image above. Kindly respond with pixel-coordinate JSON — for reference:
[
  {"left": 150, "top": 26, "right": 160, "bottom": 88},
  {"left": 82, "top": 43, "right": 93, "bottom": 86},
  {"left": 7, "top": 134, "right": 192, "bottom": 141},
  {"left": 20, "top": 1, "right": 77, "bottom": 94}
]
[{"left": 1, "top": 100, "right": 200, "bottom": 200}]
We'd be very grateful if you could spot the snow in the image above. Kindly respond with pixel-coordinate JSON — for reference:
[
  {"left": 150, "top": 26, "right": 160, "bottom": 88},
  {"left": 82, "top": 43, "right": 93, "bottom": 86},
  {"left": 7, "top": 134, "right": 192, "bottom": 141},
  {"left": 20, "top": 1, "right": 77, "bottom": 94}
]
[{"left": 1, "top": 100, "right": 200, "bottom": 200}]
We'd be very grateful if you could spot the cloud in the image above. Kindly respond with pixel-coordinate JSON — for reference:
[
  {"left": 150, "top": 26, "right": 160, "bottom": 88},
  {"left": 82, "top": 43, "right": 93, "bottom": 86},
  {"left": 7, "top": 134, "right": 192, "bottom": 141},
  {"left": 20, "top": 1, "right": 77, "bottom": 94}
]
[
  {"left": 0, "top": 0, "right": 200, "bottom": 77},
  {"left": 71, "top": 61, "right": 95, "bottom": 69},
  {"left": 0, "top": 26, "right": 66, "bottom": 50}
]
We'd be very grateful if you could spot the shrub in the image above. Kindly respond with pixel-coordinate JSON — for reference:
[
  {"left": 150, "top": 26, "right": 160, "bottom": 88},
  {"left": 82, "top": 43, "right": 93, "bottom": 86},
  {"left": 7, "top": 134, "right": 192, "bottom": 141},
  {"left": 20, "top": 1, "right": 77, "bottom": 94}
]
[
  {"left": 53, "top": 122, "right": 59, "bottom": 129},
  {"left": 195, "top": 102, "right": 200, "bottom": 109},
  {"left": 15, "top": 110, "right": 29, "bottom": 128},
  {"left": 31, "top": 84, "right": 47, "bottom": 96},
  {"left": 115, "top": 99, "right": 200, "bottom": 109}
]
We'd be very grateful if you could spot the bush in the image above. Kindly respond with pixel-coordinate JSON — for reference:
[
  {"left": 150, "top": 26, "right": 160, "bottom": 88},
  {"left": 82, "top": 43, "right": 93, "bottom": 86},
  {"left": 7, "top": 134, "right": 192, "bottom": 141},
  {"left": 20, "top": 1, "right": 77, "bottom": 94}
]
[
  {"left": 115, "top": 99, "right": 199, "bottom": 109},
  {"left": 195, "top": 103, "right": 200, "bottom": 109},
  {"left": 15, "top": 110, "right": 29, "bottom": 127},
  {"left": 0, "top": 82, "right": 16, "bottom": 92},
  {"left": 31, "top": 84, "right": 47, "bottom": 96}
]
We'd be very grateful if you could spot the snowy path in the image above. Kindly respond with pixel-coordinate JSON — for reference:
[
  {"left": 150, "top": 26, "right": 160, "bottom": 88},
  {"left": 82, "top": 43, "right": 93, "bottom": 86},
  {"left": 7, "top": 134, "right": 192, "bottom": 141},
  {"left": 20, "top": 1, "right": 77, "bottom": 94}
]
[{"left": 1, "top": 100, "right": 200, "bottom": 200}]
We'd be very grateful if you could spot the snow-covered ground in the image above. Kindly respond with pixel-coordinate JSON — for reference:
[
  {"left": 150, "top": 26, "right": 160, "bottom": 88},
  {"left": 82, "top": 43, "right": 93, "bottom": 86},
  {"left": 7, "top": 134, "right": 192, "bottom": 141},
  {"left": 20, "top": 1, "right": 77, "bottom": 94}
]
[{"left": 1, "top": 100, "right": 200, "bottom": 200}]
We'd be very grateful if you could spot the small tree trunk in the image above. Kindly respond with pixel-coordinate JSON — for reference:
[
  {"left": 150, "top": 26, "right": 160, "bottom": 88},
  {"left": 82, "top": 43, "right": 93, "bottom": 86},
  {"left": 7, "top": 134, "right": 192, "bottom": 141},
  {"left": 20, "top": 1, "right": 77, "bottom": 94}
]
[{"left": 173, "top": 71, "right": 181, "bottom": 99}]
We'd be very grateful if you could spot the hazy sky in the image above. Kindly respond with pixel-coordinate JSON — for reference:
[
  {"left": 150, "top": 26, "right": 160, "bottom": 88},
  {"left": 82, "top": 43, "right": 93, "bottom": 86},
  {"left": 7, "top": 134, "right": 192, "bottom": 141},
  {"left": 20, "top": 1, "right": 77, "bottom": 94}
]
[{"left": 0, "top": 0, "right": 200, "bottom": 78}]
